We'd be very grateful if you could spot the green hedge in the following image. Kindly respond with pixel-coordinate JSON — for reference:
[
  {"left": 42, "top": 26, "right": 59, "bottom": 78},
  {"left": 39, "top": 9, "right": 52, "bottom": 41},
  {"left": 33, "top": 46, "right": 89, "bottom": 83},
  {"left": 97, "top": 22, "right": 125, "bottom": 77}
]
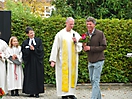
[{"left": 11, "top": 16, "right": 132, "bottom": 83}]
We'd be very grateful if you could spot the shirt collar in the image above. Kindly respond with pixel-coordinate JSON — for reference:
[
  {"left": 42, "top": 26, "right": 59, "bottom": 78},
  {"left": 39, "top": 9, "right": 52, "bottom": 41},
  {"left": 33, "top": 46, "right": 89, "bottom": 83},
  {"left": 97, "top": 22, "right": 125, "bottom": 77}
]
[
  {"left": 88, "top": 28, "right": 95, "bottom": 37},
  {"left": 90, "top": 28, "right": 95, "bottom": 35}
]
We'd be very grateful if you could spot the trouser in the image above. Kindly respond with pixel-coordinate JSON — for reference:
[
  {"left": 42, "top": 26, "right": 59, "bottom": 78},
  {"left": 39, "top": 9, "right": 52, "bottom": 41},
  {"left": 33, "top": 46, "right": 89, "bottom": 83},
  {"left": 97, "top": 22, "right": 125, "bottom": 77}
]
[{"left": 88, "top": 60, "right": 104, "bottom": 99}]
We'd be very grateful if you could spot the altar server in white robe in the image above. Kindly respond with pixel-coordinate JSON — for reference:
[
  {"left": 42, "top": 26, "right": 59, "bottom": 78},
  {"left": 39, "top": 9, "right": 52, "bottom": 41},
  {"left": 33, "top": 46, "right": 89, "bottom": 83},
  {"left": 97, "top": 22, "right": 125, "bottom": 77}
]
[
  {"left": 49, "top": 17, "right": 82, "bottom": 99},
  {"left": 0, "top": 39, "right": 8, "bottom": 94},
  {"left": 6, "top": 36, "right": 23, "bottom": 96}
]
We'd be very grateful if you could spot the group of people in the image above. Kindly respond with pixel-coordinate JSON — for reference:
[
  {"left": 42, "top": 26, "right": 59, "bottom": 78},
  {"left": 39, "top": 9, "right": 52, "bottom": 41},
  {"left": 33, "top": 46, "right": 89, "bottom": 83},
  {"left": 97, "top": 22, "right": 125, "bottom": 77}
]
[
  {"left": 0, "top": 16, "right": 106, "bottom": 99},
  {"left": 49, "top": 16, "right": 107, "bottom": 99},
  {"left": 0, "top": 27, "right": 44, "bottom": 98}
]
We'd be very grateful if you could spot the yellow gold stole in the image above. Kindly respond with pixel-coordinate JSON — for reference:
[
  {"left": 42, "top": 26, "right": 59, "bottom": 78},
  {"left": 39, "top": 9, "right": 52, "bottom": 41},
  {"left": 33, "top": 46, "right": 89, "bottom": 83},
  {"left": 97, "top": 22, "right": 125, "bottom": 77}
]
[
  {"left": 62, "top": 39, "right": 76, "bottom": 92},
  {"left": 62, "top": 40, "right": 69, "bottom": 92},
  {"left": 71, "top": 41, "right": 76, "bottom": 88}
]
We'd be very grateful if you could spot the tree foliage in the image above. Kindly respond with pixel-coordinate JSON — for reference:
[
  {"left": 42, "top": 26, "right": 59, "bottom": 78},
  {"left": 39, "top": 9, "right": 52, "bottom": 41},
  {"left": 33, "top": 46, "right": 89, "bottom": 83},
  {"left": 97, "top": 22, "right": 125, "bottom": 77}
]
[
  {"left": 52, "top": 0, "right": 132, "bottom": 19},
  {"left": 5, "top": 0, "right": 51, "bottom": 17},
  {"left": 5, "top": 0, "right": 34, "bottom": 19}
]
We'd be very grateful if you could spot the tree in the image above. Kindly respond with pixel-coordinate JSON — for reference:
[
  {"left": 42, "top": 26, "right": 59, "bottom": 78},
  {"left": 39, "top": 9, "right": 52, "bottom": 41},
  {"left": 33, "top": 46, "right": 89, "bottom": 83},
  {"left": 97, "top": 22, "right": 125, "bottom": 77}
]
[
  {"left": 5, "top": 0, "right": 53, "bottom": 17},
  {"left": 52, "top": 0, "right": 132, "bottom": 19}
]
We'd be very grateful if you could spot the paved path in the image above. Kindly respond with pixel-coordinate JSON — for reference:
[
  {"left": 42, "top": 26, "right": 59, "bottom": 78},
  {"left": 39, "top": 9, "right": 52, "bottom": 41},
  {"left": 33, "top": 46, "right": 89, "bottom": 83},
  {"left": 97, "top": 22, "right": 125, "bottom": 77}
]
[{"left": 2, "top": 83, "right": 132, "bottom": 99}]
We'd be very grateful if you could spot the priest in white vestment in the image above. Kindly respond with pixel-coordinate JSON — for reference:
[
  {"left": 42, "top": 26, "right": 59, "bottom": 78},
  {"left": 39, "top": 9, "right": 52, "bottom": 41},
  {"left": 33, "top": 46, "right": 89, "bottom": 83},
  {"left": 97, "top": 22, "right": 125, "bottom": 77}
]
[
  {"left": 0, "top": 39, "right": 8, "bottom": 94},
  {"left": 49, "top": 17, "right": 82, "bottom": 99}
]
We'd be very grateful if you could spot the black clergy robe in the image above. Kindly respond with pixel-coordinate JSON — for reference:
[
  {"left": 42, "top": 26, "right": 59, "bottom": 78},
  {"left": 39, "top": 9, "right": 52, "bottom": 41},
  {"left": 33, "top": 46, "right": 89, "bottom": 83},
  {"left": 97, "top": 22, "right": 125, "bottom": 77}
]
[{"left": 21, "top": 37, "right": 44, "bottom": 94}]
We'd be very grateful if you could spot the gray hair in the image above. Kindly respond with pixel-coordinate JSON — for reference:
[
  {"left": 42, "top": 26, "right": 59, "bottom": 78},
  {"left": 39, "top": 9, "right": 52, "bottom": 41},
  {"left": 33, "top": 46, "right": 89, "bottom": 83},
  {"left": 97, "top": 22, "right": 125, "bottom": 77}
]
[
  {"left": 66, "top": 17, "right": 74, "bottom": 22},
  {"left": 86, "top": 16, "right": 96, "bottom": 25}
]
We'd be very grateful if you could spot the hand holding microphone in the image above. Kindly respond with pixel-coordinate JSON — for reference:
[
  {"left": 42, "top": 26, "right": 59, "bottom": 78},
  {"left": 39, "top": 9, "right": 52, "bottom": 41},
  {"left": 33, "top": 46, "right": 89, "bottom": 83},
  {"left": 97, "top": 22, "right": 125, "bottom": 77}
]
[{"left": 73, "top": 33, "right": 77, "bottom": 44}]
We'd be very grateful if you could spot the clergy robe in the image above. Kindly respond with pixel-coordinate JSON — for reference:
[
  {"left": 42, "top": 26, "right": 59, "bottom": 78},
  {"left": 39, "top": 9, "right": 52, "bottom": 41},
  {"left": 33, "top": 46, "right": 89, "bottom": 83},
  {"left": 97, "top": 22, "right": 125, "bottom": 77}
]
[
  {"left": 0, "top": 39, "right": 8, "bottom": 94},
  {"left": 49, "top": 28, "right": 82, "bottom": 96},
  {"left": 6, "top": 46, "right": 23, "bottom": 91},
  {"left": 21, "top": 37, "right": 44, "bottom": 94}
]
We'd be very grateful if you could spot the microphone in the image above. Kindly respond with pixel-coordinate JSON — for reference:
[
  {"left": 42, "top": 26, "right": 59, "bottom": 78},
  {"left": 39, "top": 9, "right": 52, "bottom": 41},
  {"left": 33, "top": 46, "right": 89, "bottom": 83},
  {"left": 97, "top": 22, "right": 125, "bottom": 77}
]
[
  {"left": 73, "top": 33, "right": 75, "bottom": 37},
  {"left": 73, "top": 33, "right": 76, "bottom": 43}
]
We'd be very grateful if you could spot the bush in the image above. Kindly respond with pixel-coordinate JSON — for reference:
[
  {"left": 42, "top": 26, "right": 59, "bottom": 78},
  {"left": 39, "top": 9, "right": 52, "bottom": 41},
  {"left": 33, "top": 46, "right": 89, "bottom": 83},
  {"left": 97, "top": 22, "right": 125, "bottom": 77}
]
[{"left": 10, "top": 17, "right": 132, "bottom": 83}]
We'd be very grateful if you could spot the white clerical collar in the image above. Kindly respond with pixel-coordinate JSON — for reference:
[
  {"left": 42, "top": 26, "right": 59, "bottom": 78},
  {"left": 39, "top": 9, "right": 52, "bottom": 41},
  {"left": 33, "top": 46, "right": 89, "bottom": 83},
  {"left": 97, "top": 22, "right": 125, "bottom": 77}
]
[{"left": 29, "top": 38, "right": 36, "bottom": 46}]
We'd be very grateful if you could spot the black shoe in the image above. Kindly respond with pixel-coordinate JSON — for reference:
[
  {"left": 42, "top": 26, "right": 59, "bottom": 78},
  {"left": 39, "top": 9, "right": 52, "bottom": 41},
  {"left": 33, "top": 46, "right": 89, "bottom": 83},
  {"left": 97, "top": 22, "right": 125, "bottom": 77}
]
[
  {"left": 11, "top": 90, "right": 15, "bottom": 96},
  {"left": 62, "top": 96, "right": 68, "bottom": 99},
  {"left": 15, "top": 93, "right": 19, "bottom": 96},
  {"left": 28, "top": 94, "right": 34, "bottom": 97},
  {"left": 72, "top": 96, "right": 77, "bottom": 99},
  {"left": 35, "top": 94, "right": 39, "bottom": 98},
  {"left": 69, "top": 95, "right": 77, "bottom": 99},
  {"left": 15, "top": 89, "right": 19, "bottom": 96}
]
